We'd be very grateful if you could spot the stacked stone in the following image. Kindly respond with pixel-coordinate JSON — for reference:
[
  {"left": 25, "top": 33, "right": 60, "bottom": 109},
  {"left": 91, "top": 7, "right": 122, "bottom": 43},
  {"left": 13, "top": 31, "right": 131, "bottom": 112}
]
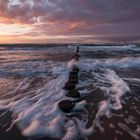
[{"left": 58, "top": 46, "right": 81, "bottom": 113}]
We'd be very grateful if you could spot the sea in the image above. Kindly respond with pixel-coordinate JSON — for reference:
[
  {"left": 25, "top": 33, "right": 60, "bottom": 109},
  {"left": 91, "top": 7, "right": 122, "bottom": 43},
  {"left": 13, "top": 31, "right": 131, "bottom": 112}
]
[{"left": 0, "top": 44, "right": 140, "bottom": 140}]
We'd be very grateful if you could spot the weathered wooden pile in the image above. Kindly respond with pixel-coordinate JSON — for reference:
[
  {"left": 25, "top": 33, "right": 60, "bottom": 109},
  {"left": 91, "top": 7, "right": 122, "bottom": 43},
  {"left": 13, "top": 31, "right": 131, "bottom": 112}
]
[{"left": 58, "top": 46, "right": 81, "bottom": 112}]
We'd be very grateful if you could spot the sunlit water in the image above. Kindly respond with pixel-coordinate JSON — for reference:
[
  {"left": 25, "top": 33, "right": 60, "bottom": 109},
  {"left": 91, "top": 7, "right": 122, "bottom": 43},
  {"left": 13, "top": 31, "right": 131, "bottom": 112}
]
[{"left": 0, "top": 45, "right": 140, "bottom": 140}]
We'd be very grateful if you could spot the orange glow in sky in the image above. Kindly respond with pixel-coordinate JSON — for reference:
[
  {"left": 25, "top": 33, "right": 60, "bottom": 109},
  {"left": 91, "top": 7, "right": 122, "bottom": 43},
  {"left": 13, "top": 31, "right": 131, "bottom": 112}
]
[
  {"left": 0, "top": 24, "right": 30, "bottom": 36},
  {"left": 0, "top": 0, "right": 140, "bottom": 44}
]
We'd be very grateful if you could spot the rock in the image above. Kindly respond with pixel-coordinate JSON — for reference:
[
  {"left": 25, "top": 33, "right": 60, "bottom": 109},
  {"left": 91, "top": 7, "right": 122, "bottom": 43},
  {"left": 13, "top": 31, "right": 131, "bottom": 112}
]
[
  {"left": 66, "top": 89, "right": 80, "bottom": 98},
  {"left": 64, "top": 82, "right": 75, "bottom": 90},
  {"left": 76, "top": 46, "right": 79, "bottom": 52},
  {"left": 70, "top": 71, "right": 78, "bottom": 76},
  {"left": 72, "top": 53, "right": 80, "bottom": 61},
  {"left": 72, "top": 66, "right": 79, "bottom": 72},
  {"left": 68, "top": 77, "right": 78, "bottom": 84},
  {"left": 69, "top": 74, "right": 78, "bottom": 79},
  {"left": 74, "top": 53, "right": 80, "bottom": 58},
  {"left": 58, "top": 100, "right": 75, "bottom": 113}
]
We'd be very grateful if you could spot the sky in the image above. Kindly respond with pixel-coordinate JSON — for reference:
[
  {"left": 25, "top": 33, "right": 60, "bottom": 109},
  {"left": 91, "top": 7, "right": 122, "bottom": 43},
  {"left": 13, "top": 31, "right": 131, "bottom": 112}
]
[{"left": 0, "top": 0, "right": 140, "bottom": 44}]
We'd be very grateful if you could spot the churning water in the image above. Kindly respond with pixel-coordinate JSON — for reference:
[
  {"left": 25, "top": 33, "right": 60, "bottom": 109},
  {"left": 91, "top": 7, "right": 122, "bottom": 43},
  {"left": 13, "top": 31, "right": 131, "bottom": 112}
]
[{"left": 0, "top": 45, "right": 140, "bottom": 140}]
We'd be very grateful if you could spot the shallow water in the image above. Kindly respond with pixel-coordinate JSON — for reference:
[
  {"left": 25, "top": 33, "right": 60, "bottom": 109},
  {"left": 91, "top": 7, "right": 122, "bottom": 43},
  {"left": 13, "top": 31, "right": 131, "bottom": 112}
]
[{"left": 0, "top": 45, "right": 140, "bottom": 140}]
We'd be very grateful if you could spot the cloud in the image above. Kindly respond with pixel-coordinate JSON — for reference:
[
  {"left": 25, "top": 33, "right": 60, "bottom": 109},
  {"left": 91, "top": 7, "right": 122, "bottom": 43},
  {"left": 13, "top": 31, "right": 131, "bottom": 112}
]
[{"left": 0, "top": 0, "right": 140, "bottom": 43}]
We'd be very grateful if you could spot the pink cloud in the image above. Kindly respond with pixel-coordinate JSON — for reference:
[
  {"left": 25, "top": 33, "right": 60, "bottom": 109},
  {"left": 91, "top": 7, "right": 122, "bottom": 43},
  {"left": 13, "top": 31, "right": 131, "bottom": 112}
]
[{"left": 0, "top": 0, "right": 140, "bottom": 43}]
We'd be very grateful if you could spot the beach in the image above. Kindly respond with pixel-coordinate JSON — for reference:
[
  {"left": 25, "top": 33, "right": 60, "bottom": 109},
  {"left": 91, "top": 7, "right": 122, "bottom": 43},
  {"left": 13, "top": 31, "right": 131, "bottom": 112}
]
[{"left": 0, "top": 44, "right": 140, "bottom": 140}]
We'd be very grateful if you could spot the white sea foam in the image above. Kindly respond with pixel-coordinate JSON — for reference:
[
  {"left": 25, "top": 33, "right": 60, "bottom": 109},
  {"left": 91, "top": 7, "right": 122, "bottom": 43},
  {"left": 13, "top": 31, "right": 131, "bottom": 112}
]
[
  {"left": 80, "top": 44, "right": 138, "bottom": 51},
  {"left": 0, "top": 45, "right": 140, "bottom": 139},
  {"left": 80, "top": 57, "right": 140, "bottom": 70},
  {"left": 0, "top": 60, "right": 88, "bottom": 139},
  {"left": 77, "top": 58, "right": 130, "bottom": 134},
  {"left": 105, "top": 69, "right": 130, "bottom": 110}
]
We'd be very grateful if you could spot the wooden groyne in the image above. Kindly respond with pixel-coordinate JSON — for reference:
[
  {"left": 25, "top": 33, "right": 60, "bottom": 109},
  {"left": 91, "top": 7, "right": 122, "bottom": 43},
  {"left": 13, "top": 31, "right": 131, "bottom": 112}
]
[{"left": 58, "top": 46, "right": 81, "bottom": 112}]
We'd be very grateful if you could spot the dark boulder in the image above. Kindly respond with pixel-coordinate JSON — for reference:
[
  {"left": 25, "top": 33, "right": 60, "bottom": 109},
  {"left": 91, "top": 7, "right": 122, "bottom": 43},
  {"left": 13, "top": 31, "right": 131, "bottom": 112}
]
[
  {"left": 68, "top": 77, "right": 78, "bottom": 84},
  {"left": 74, "top": 53, "right": 80, "bottom": 58},
  {"left": 69, "top": 74, "right": 78, "bottom": 79},
  {"left": 66, "top": 89, "right": 80, "bottom": 98},
  {"left": 64, "top": 82, "right": 75, "bottom": 90},
  {"left": 70, "top": 71, "right": 78, "bottom": 76},
  {"left": 72, "top": 53, "right": 80, "bottom": 61},
  {"left": 58, "top": 100, "right": 75, "bottom": 113},
  {"left": 76, "top": 46, "right": 79, "bottom": 52},
  {"left": 72, "top": 66, "right": 79, "bottom": 72}
]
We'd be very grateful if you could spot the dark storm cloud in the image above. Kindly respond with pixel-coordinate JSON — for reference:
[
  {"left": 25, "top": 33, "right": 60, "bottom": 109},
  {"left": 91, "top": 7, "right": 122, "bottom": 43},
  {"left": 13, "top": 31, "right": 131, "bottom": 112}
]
[{"left": 0, "top": 0, "right": 140, "bottom": 43}]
